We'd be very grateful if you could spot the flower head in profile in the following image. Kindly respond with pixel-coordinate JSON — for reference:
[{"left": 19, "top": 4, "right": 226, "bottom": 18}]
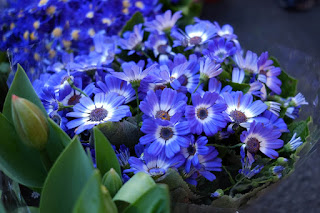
[
  {"left": 66, "top": 93, "right": 131, "bottom": 134},
  {"left": 199, "top": 57, "right": 223, "bottom": 82},
  {"left": 185, "top": 92, "right": 227, "bottom": 136},
  {"left": 240, "top": 121, "right": 284, "bottom": 163},
  {"left": 144, "top": 10, "right": 182, "bottom": 34},
  {"left": 124, "top": 150, "right": 185, "bottom": 177},
  {"left": 181, "top": 135, "right": 209, "bottom": 173},
  {"left": 239, "top": 145, "right": 264, "bottom": 179},
  {"left": 222, "top": 91, "right": 268, "bottom": 128},
  {"left": 140, "top": 114, "right": 190, "bottom": 158},
  {"left": 234, "top": 50, "right": 258, "bottom": 74},
  {"left": 140, "top": 88, "right": 187, "bottom": 121},
  {"left": 196, "top": 146, "right": 222, "bottom": 181},
  {"left": 284, "top": 132, "right": 303, "bottom": 151},
  {"left": 119, "top": 24, "right": 144, "bottom": 55}
]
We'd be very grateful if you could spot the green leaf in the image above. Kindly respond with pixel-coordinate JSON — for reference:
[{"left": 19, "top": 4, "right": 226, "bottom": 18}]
[
  {"left": 0, "top": 113, "right": 47, "bottom": 188},
  {"left": 123, "top": 184, "right": 170, "bottom": 213},
  {"left": 120, "top": 12, "right": 144, "bottom": 36},
  {"left": 72, "top": 170, "right": 118, "bottom": 213},
  {"left": 222, "top": 81, "right": 251, "bottom": 93},
  {"left": 46, "top": 118, "right": 70, "bottom": 162},
  {"left": 94, "top": 127, "right": 121, "bottom": 177},
  {"left": 97, "top": 117, "right": 141, "bottom": 148},
  {"left": 281, "top": 116, "right": 311, "bottom": 142},
  {"left": 40, "top": 137, "right": 94, "bottom": 213},
  {"left": 218, "top": 71, "right": 231, "bottom": 81},
  {"left": 2, "top": 64, "right": 46, "bottom": 123},
  {"left": 113, "top": 173, "right": 155, "bottom": 206},
  {"left": 270, "top": 56, "right": 297, "bottom": 98}
]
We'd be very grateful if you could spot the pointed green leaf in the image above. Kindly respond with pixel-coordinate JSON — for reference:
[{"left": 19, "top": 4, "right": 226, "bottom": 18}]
[
  {"left": 40, "top": 137, "right": 94, "bottom": 213},
  {"left": 223, "top": 81, "right": 250, "bottom": 93},
  {"left": 94, "top": 127, "right": 121, "bottom": 177},
  {"left": 3, "top": 64, "right": 46, "bottom": 123},
  {"left": 120, "top": 12, "right": 144, "bottom": 36},
  {"left": 123, "top": 184, "right": 170, "bottom": 213},
  {"left": 72, "top": 170, "right": 118, "bottom": 213},
  {"left": 113, "top": 173, "right": 155, "bottom": 205},
  {"left": 0, "top": 113, "right": 46, "bottom": 188}
]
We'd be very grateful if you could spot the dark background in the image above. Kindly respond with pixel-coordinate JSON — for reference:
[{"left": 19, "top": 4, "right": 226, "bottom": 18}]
[{"left": 201, "top": 0, "right": 320, "bottom": 212}]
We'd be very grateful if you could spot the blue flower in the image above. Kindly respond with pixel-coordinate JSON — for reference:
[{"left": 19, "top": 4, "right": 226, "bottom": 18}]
[
  {"left": 181, "top": 135, "right": 209, "bottom": 173},
  {"left": 110, "top": 61, "right": 157, "bottom": 87},
  {"left": 208, "top": 78, "right": 232, "bottom": 95},
  {"left": 144, "top": 10, "right": 182, "bottom": 34},
  {"left": 196, "top": 146, "right": 222, "bottom": 181},
  {"left": 199, "top": 57, "right": 223, "bottom": 81},
  {"left": 285, "top": 106, "right": 300, "bottom": 119},
  {"left": 234, "top": 50, "right": 258, "bottom": 74},
  {"left": 257, "top": 66, "right": 282, "bottom": 95},
  {"left": 145, "top": 32, "right": 173, "bottom": 63},
  {"left": 124, "top": 151, "right": 185, "bottom": 177},
  {"left": 140, "top": 88, "right": 187, "bottom": 121},
  {"left": 119, "top": 24, "right": 144, "bottom": 55},
  {"left": 257, "top": 51, "right": 274, "bottom": 72},
  {"left": 271, "top": 166, "right": 285, "bottom": 179},
  {"left": 262, "top": 110, "right": 289, "bottom": 133},
  {"left": 66, "top": 93, "right": 131, "bottom": 134},
  {"left": 172, "top": 22, "right": 216, "bottom": 50},
  {"left": 185, "top": 92, "right": 227, "bottom": 136},
  {"left": 95, "top": 75, "right": 135, "bottom": 104},
  {"left": 140, "top": 114, "right": 190, "bottom": 158},
  {"left": 239, "top": 145, "right": 263, "bottom": 179},
  {"left": 115, "top": 144, "right": 130, "bottom": 168},
  {"left": 284, "top": 133, "right": 303, "bottom": 151},
  {"left": 240, "top": 121, "right": 284, "bottom": 163},
  {"left": 203, "top": 38, "right": 236, "bottom": 63},
  {"left": 222, "top": 91, "right": 268, "bottom": 128},
  {"left": 213, "top": 21, "right": 237, "bottom": 41}
]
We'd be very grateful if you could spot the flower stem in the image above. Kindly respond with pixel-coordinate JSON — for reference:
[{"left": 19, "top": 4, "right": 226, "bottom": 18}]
[
  {"left": 134, "top": 88, "right": 141, "bottom": 126},
  {"left": 223, "top": 165, "right": 235, "bottom": 185},
  {"left": 67, "top": 78, "right": 88, "bottom": 97},
  {"left": 211, "top": 143, "right": 243, "bottom": 149}
]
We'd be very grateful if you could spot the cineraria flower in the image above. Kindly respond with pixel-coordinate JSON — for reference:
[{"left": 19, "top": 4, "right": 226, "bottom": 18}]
[
  {"left": 285, "top": 93, "right": 309, "bottom": 107},
  {"left": 140, "top": 114, "right": 190, "bottom": 158},
  {"left": 110, "top": 61, "right": 157, "bottom": 88},
  {"left": 240, "top": 121, "right": 284, "bottom": 163},
  {"left": 115, "top": 144, "right": 130, "bottom": 168},
  {"left": 203, "top": 38, "right": 237, "bottom": 63},
  {"left": 196, "top": 146, "right": 222, "bottom": 181},
  {"left": 199, "top": 57, "right": 223, "bottom": 82},
  {"left": 234, "top": 50, "right": 258, "bottom": 74},
  {"left": 284, "top": 133, "right": 303, "bottom": 151},
  {"left": 271, "top": 166, "right": 285, "bottom": 179},
  {"left": 157, "top": 61, "right": 190, "bottom": 85},
  {"left": 257, "top": 66, "right": 282, "bottom": 95},
  {"left": 285, "top": 106, "right": 300, "bottom": 119},
  {"left": 262, "top": 110, "right": 289, "bottom": 133},
  {"left": 95, "top": 75, "right": 135, "bottom": 104},
  {"left": 257, "top": 51, "right": 274, "bottom": 72},
  {"left": 124, "top": 150, "right": 185, "bottom": 177},
  {"left": 231, "top": 68, "right": 245, "bottom": 83},
  {"left": 213, "top": 21, "right": 237, "bottom": 41},
  {"left": 181, "top": 135, "right": 209, "bottom": 173},
  {"left": 239, "top": 145, "right": 264, "bottom": 179},
  {"left": 119, "top": 24, "right": 144, "bottom": 55},
  {"left": 140, "top": 88, "right": 187, "bottom": 121},
  {"left": 145, "top": 32, "right": 173, "bottom": 62},
  {"left": 66, "top": 93, "right": 131, "bottom": 134},
  {"left": 144, "top": 10, "right": 182, "bottom": 34},
  {"left": 222, "top": 91, "right": 268, "bottom": 128},
  {"left": 185, "top": 92, "right": 227, "bottom": 136},
  {"left": 208, "top": 78, "right": 232, "bottom": 95},
  {"left": 172, "top": 21, "right": 216, "bottom": 50},
  {"left": 264, "top": 101, "right": 282, "bottom": 117}
]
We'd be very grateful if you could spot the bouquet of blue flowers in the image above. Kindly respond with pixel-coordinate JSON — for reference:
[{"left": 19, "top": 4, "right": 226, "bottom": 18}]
[{"left": 0, "top": 2, "right": 318, "bottom": 213}]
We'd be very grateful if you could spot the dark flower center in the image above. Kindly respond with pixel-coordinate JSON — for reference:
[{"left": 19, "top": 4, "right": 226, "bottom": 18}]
[
  {"left": 178, "top": 74, "right": 188, "bottom": 86},
  {"left": 156, "top": 110, "right": 171, "bottom": 121},
  {"left": 154, "top": 84, "right": 167, "bottom": 91},
  {"left": 89, "top": 108, "right": 108, "bottom": 121},
  {"left": 197, "top": 107, "right": 208, "bottom": 120},
  {"left": 246, "top": 137, "right": 260, "bottom": 154},
  {"left": 160, "top": 127, "right": 174, "bottom": 140},
  {"left": 157, "top": 44, "right": 168, "bottom": 54},
  {"left": 189, "top": 36, "right": 202, "bottom": 45},
  {"left": 68, "top": 94, "right": 81, "bottom": 105},
  {"left": 230, "top": 110, "right": 247, "bottom": 123},
  {"left": 216, "top": 51, "right": 226, "bottom": 59},
  {"left": 187, "top": 145, "right": 196, "bottom": 155}
]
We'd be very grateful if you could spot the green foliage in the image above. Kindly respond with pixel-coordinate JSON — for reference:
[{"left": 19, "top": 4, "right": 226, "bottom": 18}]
[
  {"left": 0, "top": 114, "right": 47, "bottom": 188},
  {"left": 102, "top": 168, "right": 123, "bottom": 197},
  {"left": 113, "top": 172, "right": 155, "bottom": 209},
  {"left": 3, "top": 64, "right": 46, "bottom": 123},
  {"left": 223, "top": 81, "right": 251, "bottom": 93},
  {"left": 123, "top": 184, "right": 170, "bottom": 213},
  {"left": 40, "top": 137, "right": 94, "bottom": 213},
  {"left": 270, "top": 56, "right": 297, "bottom": 98},
  {"left": 281, "top": 116, "right": 311, "bottom": 142},
  {"left": 97, "top": 117, "right": 142, "bottom": 148},
  {"left": 94, "top": 127, "right": 122, "bottom": 177},
  {"left": 120, "top": 12, "right": 144, "bottom": 36},
  {"left": 72, "top": 170, "right": 118, "bottom": 213}
]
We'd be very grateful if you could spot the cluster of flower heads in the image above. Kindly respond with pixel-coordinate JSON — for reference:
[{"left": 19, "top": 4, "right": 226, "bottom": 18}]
[
  {"left": 1, "top": 0, "right": 163, "bottom": 82},
  {"left": 31, "top": 10, "right": 308, "bottom": 187}
]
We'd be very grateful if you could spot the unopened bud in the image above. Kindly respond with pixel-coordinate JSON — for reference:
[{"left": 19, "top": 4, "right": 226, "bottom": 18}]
[
  {"left": 102, "top": 168, "right": 123, "bottom": 197},
  {"left": 211, "top": 189, "right": 224, "bottom": 198},
  {"left": 11, "top": 95, "right": 49, "bottom": 151},
  {"left": 277, "top": 157, "right": 288, "bottom": 165}
]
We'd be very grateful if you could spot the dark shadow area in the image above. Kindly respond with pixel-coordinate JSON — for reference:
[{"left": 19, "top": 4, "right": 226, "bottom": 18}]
[{"left": 202, "top": 1, "right": 320, "bottom": 212}]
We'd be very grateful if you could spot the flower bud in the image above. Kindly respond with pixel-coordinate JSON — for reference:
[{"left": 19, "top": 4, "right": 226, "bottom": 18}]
[
  {"left": 211, "top": 189, "right": 224, "bottom": 198},
  {"left": 102, "top": 168, "right": 123, "bottom": 197},
  {"left": 276, "top": 157, "right": 288, "bottom": 165},
  {"left": 11, "top": 95, "right": 49, "bottom": 151}
]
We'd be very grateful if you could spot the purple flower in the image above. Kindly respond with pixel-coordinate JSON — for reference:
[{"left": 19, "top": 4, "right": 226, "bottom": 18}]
[
  {"left": 203, "top": 38, "right": 237, "bottom": 63},
  {"left": 144, "top": 10, "right": 182, "bottom": 34}
]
